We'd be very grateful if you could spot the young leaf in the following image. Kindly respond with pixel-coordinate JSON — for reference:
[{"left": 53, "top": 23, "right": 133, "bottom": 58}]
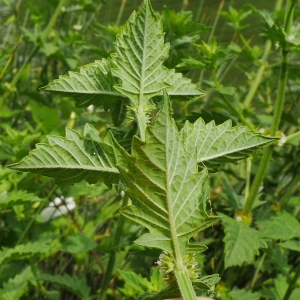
[
  {"left": 183, "top": 118, "right": 277, "bottom": 171},
  {"left": 38, "top": 273, "right": 91, "bottom": 300},
  {"left": 8, "top": 124, "right": 125, "bottom": 186},
  {"left": 41, "top": 59, "right": 124, "bottom": 108},
  {"left": 220, "top": 214, "right": 266, "bottom": 268},
  {"left": 111, "top": 0, "right": 203, "bottom": 109}
]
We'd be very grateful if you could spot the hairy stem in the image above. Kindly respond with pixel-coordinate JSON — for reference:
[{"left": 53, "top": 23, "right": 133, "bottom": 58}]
[
  {"left": 220, "top": 94, "right": 255, "bottom": 130},
  {"left": 175, "top": 268, "right": 197, "bottom": 300}
]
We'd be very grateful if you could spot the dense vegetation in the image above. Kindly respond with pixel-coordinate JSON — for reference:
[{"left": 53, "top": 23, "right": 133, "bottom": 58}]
[{"left": 0, "top": 0, "right": 299, "bottom": 299}]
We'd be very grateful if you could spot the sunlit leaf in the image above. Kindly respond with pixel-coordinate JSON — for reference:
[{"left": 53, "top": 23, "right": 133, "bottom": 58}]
[
  {"left": 183, "top": 118, "right": 276, "bottom": 171},
  {"left": 41, "top": 59, "right": 124, "bottom": 108},
  {"left": 9, "top": 124, "right": 125, "bottom": 185}
]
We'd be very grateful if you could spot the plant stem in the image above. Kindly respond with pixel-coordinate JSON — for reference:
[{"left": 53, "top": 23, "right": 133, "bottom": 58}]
[
  {"left": 283, "top": 263, "right": 300, "bottom": 300},
  {"left": 136, "top": 108, "right": 148, "bottom": 142},
  {"left": 16, "top": 185, "right": 58, "bottom": 246},
  {"left": 244, "top": 157, "right": 252, "bottom": 202},
  {"left": 116, "top": 0, "right": 127, "bottom": 26},
  {"left": 250, "top": 252, "right": 266, "bottom": 288},
  {"left": 243, "top": 0, "right": 294, "bottom": 213},
  {"left": 220, "top": 94, "right": 255, "bottom": 130},
  {"left": 279, "top": 172, "right": 300, "bottom": 206},
  {"left": 175, "top": 268, "right": 197, "bottom": 300},
  {"left": 0, "top": 36, "right": 23, "bottom": 81},
  {"left": 285, "top": 130, "right": 300, "bottom": 142},
  {"left": 207, "top": 0, "right": 224, "bottom": 44},
  {"left": 243, "top": 0, "right": 283, "bottom": 107},
  {"left": 98, "top": 194, "right": 129, "bottom": 300}
]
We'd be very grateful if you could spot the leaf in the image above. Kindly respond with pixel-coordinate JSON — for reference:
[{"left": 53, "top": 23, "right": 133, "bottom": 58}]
[
  {"left": 118, "top": 270, "right": 152, "bottom": 294},
  {"left": 182, "top": 118, "right": 276, "bottom": 172},
  {"left": 119, "top": 92, "right": 218, "bottom": 255},
  {"left": 0, "top": 241, "right": 53, "bottom": 264},
  {"left": 220, "top": 214, "right": 266, "bottom": 268},
  {"left": 262, "top": 274, "right": 300, "bottom": 300},
  {"left": 158, "top": 67, "right": 205, "bottom": 99},
  {"left": 41, "top": 59, "right": 124, "bottom": 108},
  {"left": 111, "top": 0, "right": 169, "bottom": 107},
  {"left": 0, "top": 190, "right": 43, "bottom": 209},
  {"left": 8, "top": 124, "right": 125, "bottom": 186},
  {"left": 0, "top": 267, "right": 33, "bottom": 300},
  {"left": 38, "top": 274, "right": 91, "bottom": 300},
  {"left": 229, "top": 288, "right": 261, "bottom": 300},
  {"left": 261, "top": 211, "right": 300, "bottom": 240},
  {"left": 280, "top": 240, "right": 300, "bottom": 252},
  {"left": 111, "top": 0, "right": 203, "bottom": 110},
  {"left": 60, "top": 233, "right": 97, "bottom": 254}
]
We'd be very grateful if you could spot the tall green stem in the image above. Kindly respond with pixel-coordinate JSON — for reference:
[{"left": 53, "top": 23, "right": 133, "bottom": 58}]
[
  {"left": 243, "top": 0, "right": 283, "bottom": 107},
  {"left": 243, "top": 1, "right": 294, "bottom": 213},
  {"left": 98, "top": 194, "right": 129, "bottom": 300},
  {"left": 283, "top": 263, "right": 300, "bottom": 300}
]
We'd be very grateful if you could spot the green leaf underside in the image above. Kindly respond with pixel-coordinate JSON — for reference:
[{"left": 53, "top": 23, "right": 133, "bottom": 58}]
[
  {"left": 111, "top": 0, "right": 204, "bottom": 107},
  {"left": 119, "top": 92, "right": 218, "bottom": 254},
  {"left": 220, "top": 214, "right": 266, "bottom": 268},
  {"left": 8, "top": 124, "right": 124, "bottom": 185},
  {"left": 41, "top": 59, "right": 124, "bottom": 108},
  {"left": 183, "top": 118, "right": 277, "bottom": 171},
  {"left": 38, "top": 274, "right": 90, "bottom": 300},
  {"left": 111, "top": 0, "right": 169, "bottom": 106}
]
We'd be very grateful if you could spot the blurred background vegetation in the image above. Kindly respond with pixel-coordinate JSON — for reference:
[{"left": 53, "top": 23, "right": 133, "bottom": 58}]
[{"left": 0, "top": 0, "right": 299, "bottom": 299}]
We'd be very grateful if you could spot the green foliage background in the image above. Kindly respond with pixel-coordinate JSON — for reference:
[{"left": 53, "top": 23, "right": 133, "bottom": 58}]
[{"left": 0, "top": 0, "right": 300, "bottom": 299}]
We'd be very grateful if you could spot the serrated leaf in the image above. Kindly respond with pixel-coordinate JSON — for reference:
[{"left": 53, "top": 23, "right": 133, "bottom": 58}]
[
  {"left": 158, "top": 68, "right": 205, "bottom": 99},
  {"left": 220, "top": 214, "right": 266, "bottom": 268},
  {"left": 119, "top": 92, "right": 218, "bottom": 254},
  {"left": 41, "top": 59, "right": 124, "bottom": 108},
  {"left": 111, "top": 0, "right": 203, "bottom": 110},
  {"left": 0, "top": 190, "right": 43, "bottom": 209},
  {"left": 0, "top": 241, "right": 53, "bottom": 264},
  {"left": 60, "top": 233, "right": 97, "bottom": 254},
  {"left": 111, "top": 0, "right": 169, "bottom": 107},
  {"left": 0, "top": 267, "right": 33, "bottom": 300},
  {"left": 8, "top": 124, "right": 125, "bottom": 185},
  {"left": 261, "top": 211, "right": 300, "bottom": 240},
  {"left": 183, "top": 119, "right": 276, "bottom": 171},
  {"left": 38, "top": 273, "right": 90, "bottom": 300}
]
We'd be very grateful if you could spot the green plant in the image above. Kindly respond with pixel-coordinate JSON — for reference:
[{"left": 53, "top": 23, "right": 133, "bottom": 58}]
[{"left": 7, "top": 1, "right": 277, "bottom": 299}]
